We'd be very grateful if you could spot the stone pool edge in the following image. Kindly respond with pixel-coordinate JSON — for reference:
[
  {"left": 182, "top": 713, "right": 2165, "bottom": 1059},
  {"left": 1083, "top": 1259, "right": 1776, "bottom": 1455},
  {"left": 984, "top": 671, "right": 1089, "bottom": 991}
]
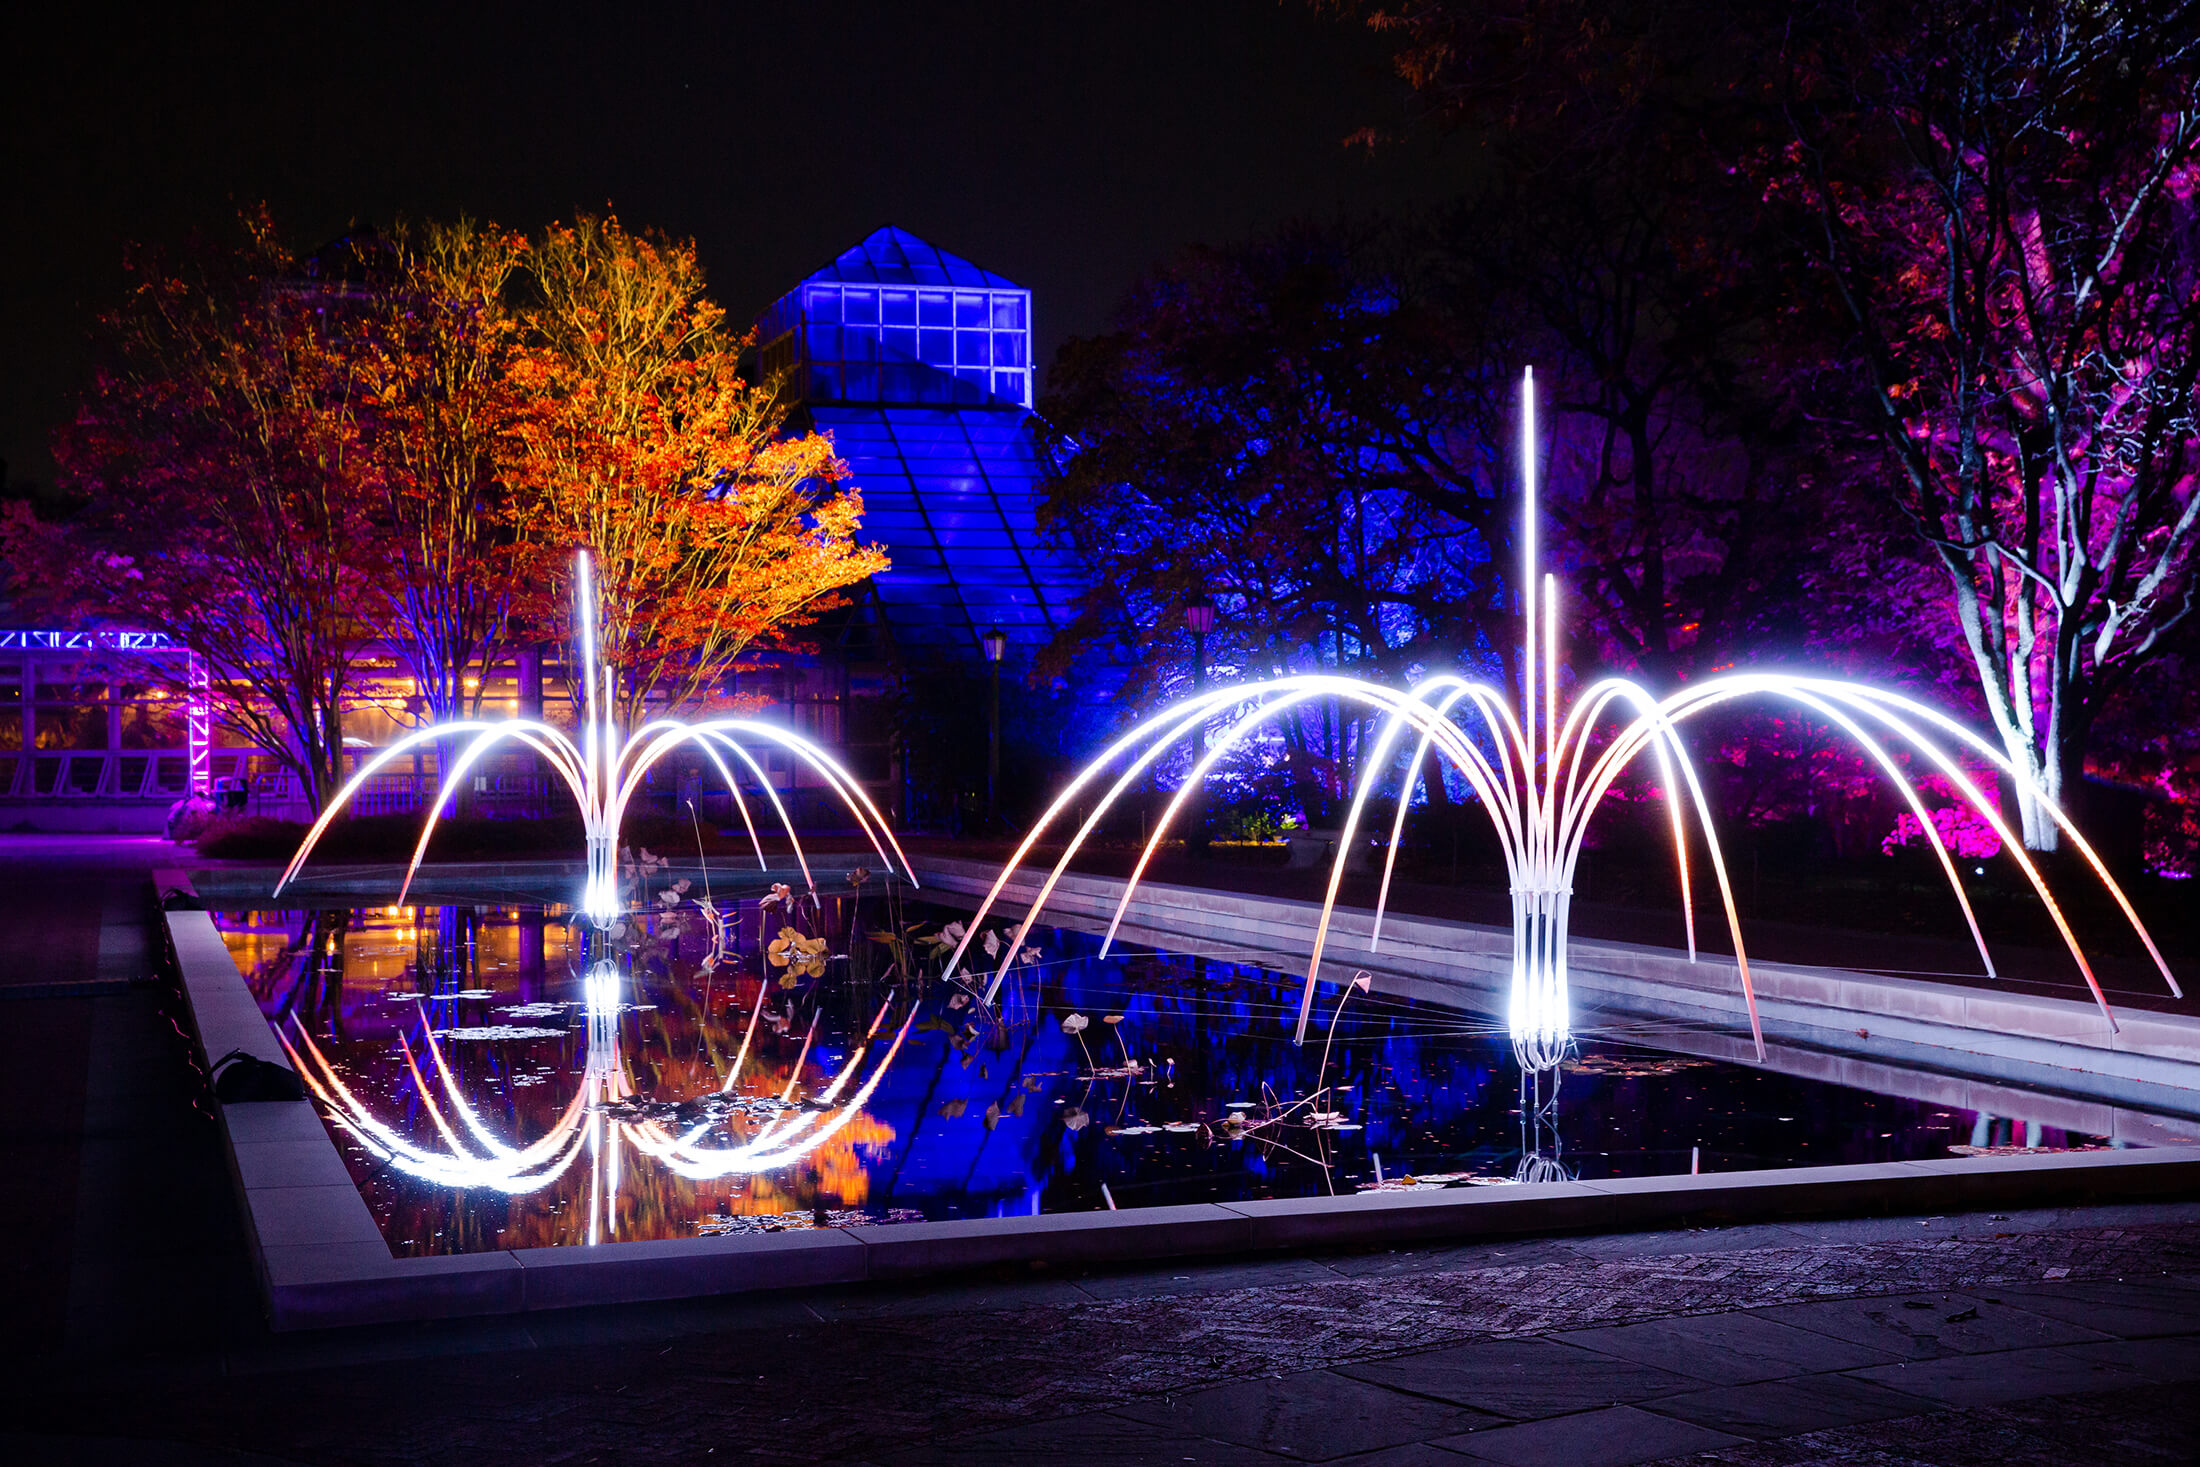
[
  {"left": 911, "top": 855, "right": 2200, "bottom": 1116},
  {"left": 157, "top": 868, "right": 2200, "bottom": 1334}
]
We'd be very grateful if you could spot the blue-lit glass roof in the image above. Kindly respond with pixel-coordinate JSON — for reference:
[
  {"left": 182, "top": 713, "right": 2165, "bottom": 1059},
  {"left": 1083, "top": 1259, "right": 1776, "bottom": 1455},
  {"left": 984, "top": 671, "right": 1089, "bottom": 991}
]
[
  {"left": 811, "top": 404, "right": 1084, "bottom": 663},
  {"left": 754, "top": 228, "right": 1081, "bottom": 667},
  {"left": 802, "top": 226, "right": 1024, "bottom": 290},
  {"left": 758, "top": 227, "right": 1034, "bottom": 410}
]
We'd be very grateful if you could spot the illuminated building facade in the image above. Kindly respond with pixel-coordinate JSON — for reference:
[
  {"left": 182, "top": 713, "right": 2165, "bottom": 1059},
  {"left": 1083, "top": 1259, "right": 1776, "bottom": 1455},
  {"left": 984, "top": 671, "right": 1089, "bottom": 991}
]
[
  {"left": 745, "top": 227, "right": 1097, "bottom": 824},
  {"left": 0, "top": 630, "right": 209, "bottom": 830},
  {"left": 752, "top": 226, "right": 1080, "bottom": 665}
]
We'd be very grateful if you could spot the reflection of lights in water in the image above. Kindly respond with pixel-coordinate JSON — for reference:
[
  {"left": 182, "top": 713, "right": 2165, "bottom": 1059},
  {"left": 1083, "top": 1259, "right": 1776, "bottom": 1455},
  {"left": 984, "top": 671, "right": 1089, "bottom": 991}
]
[
  {"left": 274, "top": 551, "right": 915, "bottom": 929},
  {"left": 228, "top": 902, "right": 2145, "bottom": 1242},
  {"left": 279, "top": 954, "right": 916, "bottom": 1240},
  {"left": 1514, "top": 1068, "right": 1572, "bottom": 1185},
  {"left": 944, "top": 370, "right": 2178, "bottom": 1073}
]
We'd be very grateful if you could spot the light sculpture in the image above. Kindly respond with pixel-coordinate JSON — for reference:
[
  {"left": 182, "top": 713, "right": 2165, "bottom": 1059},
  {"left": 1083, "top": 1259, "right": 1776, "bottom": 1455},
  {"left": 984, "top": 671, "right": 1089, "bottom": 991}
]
[
  {"left": 280, "top": 957, "right": 915, "bottom": 1243},
  {"left": 274, "top": 551, "right": 916, "bottom": 928},
  {"left": 940, "top": 370, "right": 2179, "bottom": 1073}
]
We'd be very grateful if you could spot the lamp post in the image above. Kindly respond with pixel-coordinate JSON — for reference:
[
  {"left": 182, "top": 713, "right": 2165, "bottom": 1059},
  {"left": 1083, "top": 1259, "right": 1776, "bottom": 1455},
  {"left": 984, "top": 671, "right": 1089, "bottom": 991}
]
[
  {"left": 982, "top": 626, "right": 1007, "bottom": 833},
  {"left": 404, "top": 692, "right": 428, "bottom": 812},
  {"left": 1182, "top": 595, "right": 1217, "bottom": 855}
]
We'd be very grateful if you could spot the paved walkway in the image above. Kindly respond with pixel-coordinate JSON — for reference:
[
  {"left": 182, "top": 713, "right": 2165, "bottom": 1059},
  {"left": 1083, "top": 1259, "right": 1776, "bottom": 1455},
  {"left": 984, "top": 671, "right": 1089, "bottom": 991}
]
[
  {"left": 1, "top": 835, "right": 2196, "bottom": 1465},
  {"left": 0, "top": 836, "right": 258, "bottom": 1365}
]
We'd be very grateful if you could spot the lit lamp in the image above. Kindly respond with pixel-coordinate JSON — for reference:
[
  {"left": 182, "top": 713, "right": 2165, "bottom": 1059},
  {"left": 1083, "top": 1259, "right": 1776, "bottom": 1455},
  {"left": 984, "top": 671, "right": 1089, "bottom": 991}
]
[
  {"left": 983, "top": 626, "right": 1007, "bottom": 833},
  {"left": 1182, "top": 595, "right": 1218, "bottom": 853}
]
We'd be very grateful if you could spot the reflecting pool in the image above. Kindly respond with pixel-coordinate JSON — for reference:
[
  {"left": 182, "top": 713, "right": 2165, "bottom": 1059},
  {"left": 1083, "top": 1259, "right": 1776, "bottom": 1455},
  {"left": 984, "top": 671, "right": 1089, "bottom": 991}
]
[{"left": 217, "top": 885, "right": 2145, "bottom": 1257}]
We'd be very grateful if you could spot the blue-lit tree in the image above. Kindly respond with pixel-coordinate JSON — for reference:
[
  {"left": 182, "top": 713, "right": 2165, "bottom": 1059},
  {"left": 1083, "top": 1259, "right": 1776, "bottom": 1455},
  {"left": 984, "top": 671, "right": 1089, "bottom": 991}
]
[{"left": 1037, "top": 224, "right": 1517, "bottom": 823}]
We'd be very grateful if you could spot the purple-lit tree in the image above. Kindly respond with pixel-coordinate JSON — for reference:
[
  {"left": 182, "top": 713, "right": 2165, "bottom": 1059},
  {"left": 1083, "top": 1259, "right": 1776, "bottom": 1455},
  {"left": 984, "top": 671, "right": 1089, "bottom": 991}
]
[
  {"left": 1771, "top": 0, "right": 2200, "bottom": 851},
  {"left": 19, "top": 212, "right": 378, "bottom": 806},
  {"left": 1333, "top": 0, "right": 2200, "bottom": 858}
]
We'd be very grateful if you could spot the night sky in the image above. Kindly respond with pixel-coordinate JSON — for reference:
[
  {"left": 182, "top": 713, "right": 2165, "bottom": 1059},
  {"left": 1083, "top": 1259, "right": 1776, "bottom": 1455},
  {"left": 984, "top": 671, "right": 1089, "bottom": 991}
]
[{"left": 1, "top": 1, "right": 1452, "bottom": 491}]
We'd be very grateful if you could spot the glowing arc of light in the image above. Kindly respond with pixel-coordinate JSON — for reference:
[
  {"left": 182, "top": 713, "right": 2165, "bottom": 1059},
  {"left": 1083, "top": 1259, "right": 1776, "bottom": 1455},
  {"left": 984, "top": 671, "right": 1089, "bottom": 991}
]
[
  {"left": 941, "top": 369, "right": 2175, "bottom": 1072},
  {"left": 273, "top": 552, "right": 918, "bottom": 928}
]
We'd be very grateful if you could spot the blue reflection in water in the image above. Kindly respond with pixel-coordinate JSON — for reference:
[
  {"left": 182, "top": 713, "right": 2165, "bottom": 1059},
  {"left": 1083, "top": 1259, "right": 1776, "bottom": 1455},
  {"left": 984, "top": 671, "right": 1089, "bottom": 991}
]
[{"left": 214, "top": 897, "right": 2113, "bottom": 1257}]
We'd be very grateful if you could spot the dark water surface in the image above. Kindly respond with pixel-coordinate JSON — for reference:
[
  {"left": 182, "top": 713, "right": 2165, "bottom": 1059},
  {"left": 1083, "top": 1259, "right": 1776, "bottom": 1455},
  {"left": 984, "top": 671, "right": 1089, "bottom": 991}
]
[{"left": 216, "top": 890, "right": 2131, "bottom": 1256}]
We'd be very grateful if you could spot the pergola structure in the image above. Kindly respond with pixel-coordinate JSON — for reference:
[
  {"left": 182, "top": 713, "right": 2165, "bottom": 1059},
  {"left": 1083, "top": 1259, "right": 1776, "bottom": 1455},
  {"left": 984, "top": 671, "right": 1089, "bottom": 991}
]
[{"left": 0, "top": 627, "right": 209, "bottom": 829}]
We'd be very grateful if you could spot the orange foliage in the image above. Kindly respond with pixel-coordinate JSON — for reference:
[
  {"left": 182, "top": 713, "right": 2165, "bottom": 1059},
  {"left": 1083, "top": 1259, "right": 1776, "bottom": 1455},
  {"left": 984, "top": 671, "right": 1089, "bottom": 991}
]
[{"left": 505, "top": 216, "right": 887, "bottom": 722}]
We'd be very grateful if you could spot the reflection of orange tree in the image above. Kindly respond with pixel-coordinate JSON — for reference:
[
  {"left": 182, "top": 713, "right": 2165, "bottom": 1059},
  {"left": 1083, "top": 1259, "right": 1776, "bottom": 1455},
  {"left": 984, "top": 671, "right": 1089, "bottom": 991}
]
[
  {"left": 491, "top": 1106, "right": 896, "bottom": 1250},
  {"left": 730, "top": 1110, "right": 897, "bottom": 1217},
  {"left": 283, "top": 957, "right": 915, "bottom": 1248}
]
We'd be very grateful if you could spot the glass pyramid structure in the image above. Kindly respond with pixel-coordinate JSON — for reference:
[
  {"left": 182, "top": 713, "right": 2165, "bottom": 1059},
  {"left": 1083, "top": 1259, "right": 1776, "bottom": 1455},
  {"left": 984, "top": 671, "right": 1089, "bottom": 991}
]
[{"left": 757, "top": 228, "right": 1083, "bottom": 664}]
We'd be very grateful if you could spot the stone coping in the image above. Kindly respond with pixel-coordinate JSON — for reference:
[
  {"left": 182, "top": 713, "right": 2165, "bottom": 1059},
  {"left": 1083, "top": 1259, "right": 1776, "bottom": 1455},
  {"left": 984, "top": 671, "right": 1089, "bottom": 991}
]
[
  {"left": 908, "top": 856, "right": 2200, "bottom": 1110},
  {"left": 157, "top": 865, "right": 2200, "bottom": 1334}
]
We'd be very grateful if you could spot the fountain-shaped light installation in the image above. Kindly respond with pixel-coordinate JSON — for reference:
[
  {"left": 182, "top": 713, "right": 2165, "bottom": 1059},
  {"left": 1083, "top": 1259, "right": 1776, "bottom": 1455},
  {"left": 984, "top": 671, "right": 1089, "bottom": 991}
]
[
  {"left": 942, "top": 370, "right": 2179, "bottom": 1072},
  {"left": 274, "top": 551, "right": 915, "bottom": 927}
]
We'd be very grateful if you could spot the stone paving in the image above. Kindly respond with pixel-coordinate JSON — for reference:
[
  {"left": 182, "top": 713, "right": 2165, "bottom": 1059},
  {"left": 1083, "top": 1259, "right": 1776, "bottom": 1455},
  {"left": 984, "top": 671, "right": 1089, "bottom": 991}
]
[
  {"left": 2, "top": 835, "right": 2198, "bottom": 1465},
  {"left": 9, "top": 1203, "right": 2198, "bottom": 1463}
]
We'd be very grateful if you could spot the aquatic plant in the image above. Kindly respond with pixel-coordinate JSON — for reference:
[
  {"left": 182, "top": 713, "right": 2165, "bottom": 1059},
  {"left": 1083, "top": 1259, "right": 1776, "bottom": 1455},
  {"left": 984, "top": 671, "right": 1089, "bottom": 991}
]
[
  {"left": 273, "top": 551, "right": 914, "bottom": 928},
  {"left": 942, "top": 372, "right": 2179, "bottom": 1072}
]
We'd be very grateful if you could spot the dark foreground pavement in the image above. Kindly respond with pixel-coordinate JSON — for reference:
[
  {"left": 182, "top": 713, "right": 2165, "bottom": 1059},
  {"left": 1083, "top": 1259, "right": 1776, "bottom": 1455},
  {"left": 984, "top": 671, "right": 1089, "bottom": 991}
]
[{"left": 4, "top": 835, "right": 2198, "bottom": 1466}]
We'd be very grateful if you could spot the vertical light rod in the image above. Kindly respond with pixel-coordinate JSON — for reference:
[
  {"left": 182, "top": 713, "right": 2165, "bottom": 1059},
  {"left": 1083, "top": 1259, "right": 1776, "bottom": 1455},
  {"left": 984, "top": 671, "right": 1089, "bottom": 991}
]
[
  {"left": 577, "top": 551, "right": 598, "bottom": 775},
  {"left": 1544, "top": 571, "right": 1559, "bottom": 778},
  {"left": 187, "top": 651, "right": 212, "bottom": 797},
  {"left": 1521, "top": 368, "right": 1538, "bottom": 779}
]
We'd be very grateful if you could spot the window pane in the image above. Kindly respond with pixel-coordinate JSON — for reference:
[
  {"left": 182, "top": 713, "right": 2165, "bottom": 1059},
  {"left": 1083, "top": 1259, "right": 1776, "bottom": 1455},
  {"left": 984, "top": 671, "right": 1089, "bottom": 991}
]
[
  {"left": 35, "top": 673, "right": 104, "bottom": 702},
  {"left": 955, "top": 329, "right": 988, "bottom": 365},
  {"left": 806, "top": 324, "right": 841, "bottom": 359},
  {"left": 843, "top": 288, "right": 879, "bottom": 325},
  {"left": 992, "top": 332, "right": 1025, "bottom": 368},
  {"left": 808, "top": 363, "right": 841, "bottom": 400},
  {"left": 880, "top": 325, "right": 917, "bottom": 361},
  {"left": 995, "top": 370, "right": 1026, "bottom": 402},
  {"left": 842, "top": 325, "right": 877, "bottom": 362},
  {"left": 917, "top": 290, "right": 953, "bottom": 326},
  {"left": 844, "top": 364, "right": 879, "bottom": 400},
  {"left": 119, "top": 701, "right": 184, "bottom": 749},
  {"left": 804, "top": 285, "right": 842, "bottom": 321},
  {"left": 954, "top": 293, "right": 987, "bottom": 327},
  {"left": 37, "top": 707, "right": 107, "bottom": 749},
  {"left": 991, "top": 295, "right": 1026, "bottom": 330},
  {"left": 881, "top": 289, "right": 916, "bottom": 326},
  {"left": 917, "top": 328, "right": 953, "bottom": 367}
]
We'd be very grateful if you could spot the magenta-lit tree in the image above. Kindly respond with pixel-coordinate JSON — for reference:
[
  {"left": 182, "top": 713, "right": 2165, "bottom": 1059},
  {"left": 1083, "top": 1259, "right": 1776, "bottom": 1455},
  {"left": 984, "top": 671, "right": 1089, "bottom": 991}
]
[
  {"left": 1335, "top": 0, "right": 2200, "bottom": 857},
  {"left": 1773, "top": 1, "right": 2200, "bottom": 850},
  {"left": 18, "top": 213, "right": 378, "bottom": 807}
]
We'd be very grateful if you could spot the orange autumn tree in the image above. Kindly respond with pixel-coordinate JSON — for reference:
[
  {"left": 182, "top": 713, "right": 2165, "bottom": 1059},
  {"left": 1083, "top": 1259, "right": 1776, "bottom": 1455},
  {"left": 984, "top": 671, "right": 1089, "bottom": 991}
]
[
  {"left": 509, "top": 215, "right": 884, "bottom": 724},
  {"left": 361, "top": 216, "right": 533, "bottom": 727}
]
